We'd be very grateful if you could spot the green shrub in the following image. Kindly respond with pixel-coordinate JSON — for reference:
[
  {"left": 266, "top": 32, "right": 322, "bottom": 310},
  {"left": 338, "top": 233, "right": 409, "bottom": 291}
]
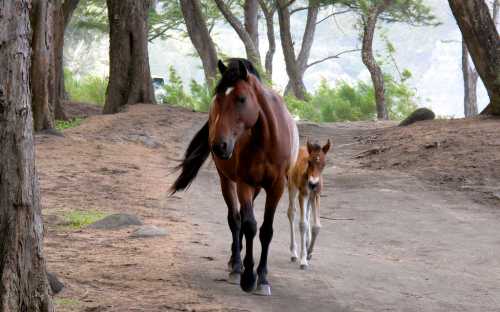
[
  {"left": 55, "top": 117, "right": 84, "bottom": 131},
  {"left": 65, "top": 68, "right": 108, "bottom": 106},
  {"left": 64, "top": 210, "right": 107, "bottom": 229}
]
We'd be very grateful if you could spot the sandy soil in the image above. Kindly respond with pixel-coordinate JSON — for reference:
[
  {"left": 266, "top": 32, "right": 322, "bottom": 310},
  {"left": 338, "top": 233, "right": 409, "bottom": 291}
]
[{"left": 37, "top": 104, "right": 500, "bottom": 312}]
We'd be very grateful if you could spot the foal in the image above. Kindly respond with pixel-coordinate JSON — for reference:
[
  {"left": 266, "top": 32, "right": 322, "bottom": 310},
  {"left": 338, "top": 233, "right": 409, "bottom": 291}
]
[{"left": 288, "top": 139, "right": 330, "bottom": 269}]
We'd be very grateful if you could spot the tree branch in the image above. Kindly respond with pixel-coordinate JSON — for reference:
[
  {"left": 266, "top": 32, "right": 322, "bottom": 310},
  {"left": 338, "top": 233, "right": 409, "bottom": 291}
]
[
  {"left": 307, "top": 49, "right": 361, "bottom": 68},
  {"left": 316, "top": 9, "right": 352, "bottom": 24}
]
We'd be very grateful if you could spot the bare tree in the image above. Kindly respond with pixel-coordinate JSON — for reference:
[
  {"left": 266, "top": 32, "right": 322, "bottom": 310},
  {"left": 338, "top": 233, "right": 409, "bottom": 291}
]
[
  {"left": 103, "top": 0, "right": 156, "bottom": 114},
  {"left": 449, "top": 0, "right": 500, "bottom": 116},
  {"left": 214, "top": 0, "right": 262, "bottom": 69},
  {"left": 0, "top": 1, "right": 53, "bottom": 310},
  {"left": 259, "top": 0, "right": 277, "bottom": 78},
  {"left": 180, "top": 0, "right": 219, "bottom": 86}
]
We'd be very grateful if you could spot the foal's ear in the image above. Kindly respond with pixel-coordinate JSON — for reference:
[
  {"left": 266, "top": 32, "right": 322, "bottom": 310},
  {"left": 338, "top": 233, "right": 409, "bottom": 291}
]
[
  {"left": 218, "top": 60, "right": 227, "bottom": 75},
  {"left": 322, "top": 139, "right": 331, "bottom": 154},
  {"left": 237, "top": 60, "right": 248, "bottom": 80},
  {"left": 306, "top": 138, "right": 313, "bottom": 154}
]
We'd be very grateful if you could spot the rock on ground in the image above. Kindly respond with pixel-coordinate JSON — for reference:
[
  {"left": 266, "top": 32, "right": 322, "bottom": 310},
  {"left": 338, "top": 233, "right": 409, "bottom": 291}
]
[
  {"left": 399, "top": 107, "right": 435, "bottom": 126},
  {"left": 88, "top": 213, "right": 143, "bottom": 230},
  {"left": 130, "top": 225, "right": 167, "bottom": 238}
]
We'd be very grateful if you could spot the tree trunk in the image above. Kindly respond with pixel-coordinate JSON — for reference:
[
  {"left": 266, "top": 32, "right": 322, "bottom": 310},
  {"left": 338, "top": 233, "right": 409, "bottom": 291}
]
[
  {"left": 0, "top": 1, "right": 53, "bottom": 311},
  {"left": 259, "top": 0, "right": 276, "bottom": 79},
  {"left": 462, "top": 40, "right": 479, "bottom": 117},
  {"left": 449, "top": 0, "right": 500, "bottom": 116},
  {"left": 51, "top": 0, "right": 67, "bottom": 120},
  {"left": 362, "top": 5, "right": 388, "bottom": 120},
  {"left": 244, "top": 0, "right": 259, "bottom": 53},
  {"left": 31, "top": 0, "right": 55, "bottom": 130},
  {"left": 214, "top": 0, "right": 262, "bottom": 69},
  {"left": 104, "top": 0, "right": 156, "bottom": 114},
  {"left": 282, "top": 2, "right": 319, "bottom": 97},
  {"left": 180, "top": 0, "right": 219, "bottom": 87}
]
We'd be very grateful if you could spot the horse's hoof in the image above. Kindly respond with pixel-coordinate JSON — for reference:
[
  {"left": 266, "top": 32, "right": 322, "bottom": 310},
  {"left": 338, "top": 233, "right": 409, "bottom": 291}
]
[
  {"left": 291, "top": 256, "right": 298, "bottom": 262},
  {"left": 307, "top": 254, "right": 312, "bottom": 260},
  {"left": 240, "top": 270, "right": 256, "bottom": 293},
  {"left": 300, "top": 264, "right": 308, "bottom": 270},
  {"left": 254, "top": 284, "right": 271, "bottom": 296},
  {"left": 228, "top": 272, "right": 241, "bottom": 285}
]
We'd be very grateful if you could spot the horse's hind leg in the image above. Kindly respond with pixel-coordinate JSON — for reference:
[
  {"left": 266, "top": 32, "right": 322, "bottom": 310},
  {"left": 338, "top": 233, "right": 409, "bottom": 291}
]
[
  {"left": 307, "top": 194, "right": 321, "bottom": 260},
  {"left": 255, "top": 179, "right": 285, "bottom": 296},
  {"left": 287, "top": 185, "right": 298, "bottom": 262},
  {"left": 219, "top": 173, "right": 241, "bottom": 284},
  {"left": 237, "top": 183, "right": 258, "bottom": 293}
]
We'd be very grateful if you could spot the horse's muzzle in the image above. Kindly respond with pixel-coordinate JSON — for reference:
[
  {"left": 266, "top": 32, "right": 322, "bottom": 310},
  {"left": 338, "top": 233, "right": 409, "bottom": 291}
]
[{"left": 212, "top": 140, "right": 233, "bottom": 160}]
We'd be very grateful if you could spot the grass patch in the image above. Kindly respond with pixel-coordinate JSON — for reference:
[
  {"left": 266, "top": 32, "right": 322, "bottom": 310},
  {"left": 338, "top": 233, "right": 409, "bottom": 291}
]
[
  {"left": 54, "top": 298, "right": 80, "bottom": 308},
  {"left": 55, "top": 117, "right": 84, "bottom": 131},
  {"left": 64, "top": 210, "right": 107, "bottom": 229}
]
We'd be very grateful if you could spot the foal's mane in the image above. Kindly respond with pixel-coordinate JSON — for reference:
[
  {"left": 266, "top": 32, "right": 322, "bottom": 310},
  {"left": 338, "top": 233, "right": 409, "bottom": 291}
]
[{"left": 215, "top": 58, "right": 261, "bottom": 95}]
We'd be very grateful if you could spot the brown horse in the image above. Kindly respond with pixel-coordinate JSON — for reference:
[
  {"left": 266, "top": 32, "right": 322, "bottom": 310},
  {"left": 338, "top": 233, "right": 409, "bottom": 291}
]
[{"left": 170, "top": 58, "right": 299, "bottom": 296}]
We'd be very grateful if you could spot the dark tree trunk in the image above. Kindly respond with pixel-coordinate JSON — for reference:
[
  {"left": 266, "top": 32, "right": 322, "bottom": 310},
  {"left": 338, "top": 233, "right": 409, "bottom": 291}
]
[
  {"left": 51, "top": 0, "right": 67, "bottom": 120},
  {"left": 0, "top": 1, "right": 53, "bottom": 311},
  {"left": 282, "top": 2, "right": 319, "bottom": 97},
  {"left": 214, "top": 0, "right": 262, "bottom": 69},
  {"left": 104, "top": 0, "right": 156, "bottom": 114},
  {"left": 180, "top": 0, "right": 219, "bottom": 87},
  {"left": 449, "top": 0, "right": 500, "bottom": 116},
  {"left": 362, "top": 5, "right": 388, "bottom": 120},
  {"left": 31, "top": 0, "right": 55, "bottom": 130},
  {"left": 462, "top": 41, "right": 479, "bottom": 117},
  {"left": 259, "top": 0, "right": 276, "bottom": 79}
]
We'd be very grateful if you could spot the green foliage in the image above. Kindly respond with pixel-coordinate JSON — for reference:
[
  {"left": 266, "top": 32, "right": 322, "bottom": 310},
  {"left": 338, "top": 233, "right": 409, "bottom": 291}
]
[
  {"left": 64, "top": 210, "right": 107, "bottom": 229},
  {"left": 286, "top": 74, "right": 417, "bottom": 122},
  {"left": 54, "top": 298, "right": 81, "bottom": 309},
  {"left": 160, "top": 66, "right": 212, "bottom": 112},
  {"left": 55, "top": 118, "right": 84, "bottom": 131},
  {"left": 64, "top": 68, "right": 108, "bottom": 106}
]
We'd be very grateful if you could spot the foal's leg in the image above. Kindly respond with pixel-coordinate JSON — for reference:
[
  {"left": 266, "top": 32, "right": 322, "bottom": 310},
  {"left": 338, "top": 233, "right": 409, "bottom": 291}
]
[
  {"left": 255, "top": 178, "right": 285, "bottom": 296},
  {"left": 237, "top": 183, "right": 257, "bottom": 293},
  {"left": 298, "top": 192, "right": 310, "bottom": 269},
  {"left": 307, "top": 194, "right": 321, "bottom": 260},
  {"left": 287, "top": 185, "right": 298, "bottom": 262},
  {"left": 219, "top": 173, "right": 241, "bottom": 284}
]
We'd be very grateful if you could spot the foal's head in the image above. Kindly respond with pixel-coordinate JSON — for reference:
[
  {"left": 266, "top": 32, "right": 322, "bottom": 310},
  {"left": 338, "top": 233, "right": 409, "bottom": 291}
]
[
  {"left": 305, "top": 139, "right": 331, "bottom": 192},
  {"left": 209, "top": 59, "right": 262, "bottom": 160}
]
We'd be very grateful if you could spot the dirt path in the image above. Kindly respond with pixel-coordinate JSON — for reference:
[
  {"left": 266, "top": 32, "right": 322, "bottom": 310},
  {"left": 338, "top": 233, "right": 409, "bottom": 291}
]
[{"left": 38, "top": 104, "right": 500, "bottom": 312}]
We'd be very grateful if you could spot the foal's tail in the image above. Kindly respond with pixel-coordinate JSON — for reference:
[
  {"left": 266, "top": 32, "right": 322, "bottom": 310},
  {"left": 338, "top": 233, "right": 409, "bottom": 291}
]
[{"left": 169, "top": 121, "right": 210, "bottom": 195}]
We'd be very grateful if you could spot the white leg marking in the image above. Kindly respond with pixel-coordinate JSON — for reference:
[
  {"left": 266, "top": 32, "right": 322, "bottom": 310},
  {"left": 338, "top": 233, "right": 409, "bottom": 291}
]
[
  {"left": 288, "top": 187, "right": 298, "bottom": 261},
  {"left": 299, "top": 194, "right": 309, "bottom": 268}
]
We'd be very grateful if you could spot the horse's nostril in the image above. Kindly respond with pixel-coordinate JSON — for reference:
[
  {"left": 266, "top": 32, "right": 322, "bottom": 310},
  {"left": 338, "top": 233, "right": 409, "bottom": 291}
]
[{"left": 220, "top": 141, "right": 227, "bottom": 151}]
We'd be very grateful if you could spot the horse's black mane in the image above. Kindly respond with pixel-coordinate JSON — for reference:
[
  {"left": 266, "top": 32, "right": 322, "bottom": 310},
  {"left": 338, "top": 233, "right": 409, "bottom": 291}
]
[{"left": 215, "top": 58, "right": 261, "bottom": 95}]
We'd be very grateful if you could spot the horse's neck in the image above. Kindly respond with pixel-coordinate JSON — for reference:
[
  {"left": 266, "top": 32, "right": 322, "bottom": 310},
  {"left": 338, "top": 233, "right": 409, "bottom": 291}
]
[{"left": 252, "top": 84, "right": 280, "bottom": 150}]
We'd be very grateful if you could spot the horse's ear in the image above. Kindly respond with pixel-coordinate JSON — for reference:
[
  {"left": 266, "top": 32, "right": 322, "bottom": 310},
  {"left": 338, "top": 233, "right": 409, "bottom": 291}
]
[
  {"left": 237, "top": 60, "right": 248, "bottom": 80},
  {"left": 322, "top": 139, "right": 331, "bottom": 154},
  {"left": 306, "top": 138, "right": 313, "bottom": 154},
  {"left": 218, "top": 60, "right": 227, "bottom": 75}
]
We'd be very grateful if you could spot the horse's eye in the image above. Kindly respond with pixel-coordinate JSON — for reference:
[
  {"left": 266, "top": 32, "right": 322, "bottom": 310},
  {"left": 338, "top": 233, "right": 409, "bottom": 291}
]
[{"left": 237, "top": 95, "right": 246, "bottom": 104}]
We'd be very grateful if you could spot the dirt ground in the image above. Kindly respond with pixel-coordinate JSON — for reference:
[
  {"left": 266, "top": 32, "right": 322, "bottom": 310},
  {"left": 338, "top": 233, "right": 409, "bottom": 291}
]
[{"left": 38, "top": 103, "right": 500, "bottom": 312}]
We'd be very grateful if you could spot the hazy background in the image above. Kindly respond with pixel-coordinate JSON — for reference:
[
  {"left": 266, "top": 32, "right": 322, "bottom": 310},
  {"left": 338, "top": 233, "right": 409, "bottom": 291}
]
[{"left": 67, "top": 0, "right": 489, "bottom": 118}]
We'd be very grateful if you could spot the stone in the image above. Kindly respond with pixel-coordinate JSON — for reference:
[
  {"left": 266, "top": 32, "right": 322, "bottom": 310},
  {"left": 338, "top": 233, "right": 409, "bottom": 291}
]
[
  {"left": 47, "top": 272, "right": 64, "bottom": 294},
  {"left": 88, "top": 213, "right": 142, "bottom": 229},
  {"left": 129, "top": 225, "right": 167, "bottom": 238},
  {"left": 399, "top": 108, "right": 435, "bottom": 126}
]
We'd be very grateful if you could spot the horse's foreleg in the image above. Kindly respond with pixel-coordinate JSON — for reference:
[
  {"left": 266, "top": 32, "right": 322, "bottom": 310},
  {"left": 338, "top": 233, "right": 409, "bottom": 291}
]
[
  {"left": 287, "top": 186, "right": 298, "bottom": 262},
  {"left": 237, "top": 183, "right": 257, "bottom": 293},
  {"left": 307, "top": 194, "right": 321, "bottom": 260},
  {"left": 219, "top": 174, "right": 241, "bottom": 284},
  {"left": 255, "top": 179, "right": 285, "bottom": 296},
  {"left": 299, "top": 192, "right": 310, "bottom": 269}
]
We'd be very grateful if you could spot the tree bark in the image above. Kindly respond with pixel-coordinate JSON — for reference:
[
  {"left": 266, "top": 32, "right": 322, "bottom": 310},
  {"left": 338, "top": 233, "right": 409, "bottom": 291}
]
[
  {"left": 180, "top": 0, "right": 219, "bottom": 87},
  {"left": 462, "top": 40, "right": 479, "bottom": 117},
  {"left": 214, "top": 0, "right": 262, "bottom": 69},
  {"left": 31, "top": 0, "right": 55, "bottom": 130},
  {"left": 449, "top": 0, "right": 500, "bottom": 115},
  {"left": 361, "top": 5, "right": 388, "bottom": 120},
  {"left": 259, "top": 0, "right": 276, "bottom": 79},
  {"left": 0, "top": 1, "right": 53, "bottom": 311},
  {"left": 104, "top": 0, "right": 156, "bottom": 114},
  {"left": 51, "top": 0, "right": 68, "bottom": 120},
  {"left": 244, "top": 0, "right": 259, "bottom": 53}
]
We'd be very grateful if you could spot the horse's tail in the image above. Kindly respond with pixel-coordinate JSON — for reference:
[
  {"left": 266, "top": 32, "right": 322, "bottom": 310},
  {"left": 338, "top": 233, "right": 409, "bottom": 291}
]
[{"left": 169, "top": 121, "right": 210, "bottom": 195}]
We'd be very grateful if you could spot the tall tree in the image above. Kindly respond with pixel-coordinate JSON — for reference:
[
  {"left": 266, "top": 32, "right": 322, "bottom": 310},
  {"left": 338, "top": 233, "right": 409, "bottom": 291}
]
[
  {"left": 0, "top": 1, "right": 53, "bottom": 311},
  {"left": 461, "top": 0, "right": 499, "bottom": 117},
  {"left": 449, "top": 0, "right": 500, "bottom": 116},
  {"left": 277, "top": 0, "right": 320, "bottom": 100},
  {"left": 214, "top": 0, "right": 263, "bottom": 69},
  {"left": 103, "top": 0, "right": 156, "bottom": 114},
  {"left": 180, "top": 0, "right": 219, "bottom": 86},
  {"left": 259, "top": 0, "right": 277, "bottom": 78}
]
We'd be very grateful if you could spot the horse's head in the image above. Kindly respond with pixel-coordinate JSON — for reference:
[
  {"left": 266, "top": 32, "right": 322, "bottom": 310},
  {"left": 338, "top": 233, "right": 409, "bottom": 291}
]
[
  {"left": 209, "top": 59, "right": 261, "bottom": 160},
  {"left": 305, "top": 139, "right": 331, "bottom": 192}
]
